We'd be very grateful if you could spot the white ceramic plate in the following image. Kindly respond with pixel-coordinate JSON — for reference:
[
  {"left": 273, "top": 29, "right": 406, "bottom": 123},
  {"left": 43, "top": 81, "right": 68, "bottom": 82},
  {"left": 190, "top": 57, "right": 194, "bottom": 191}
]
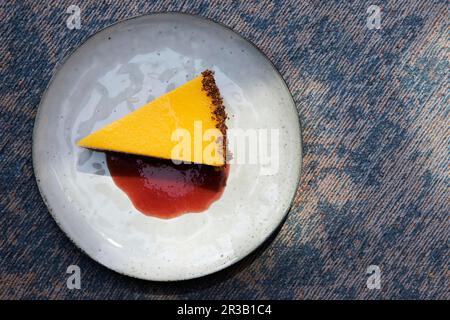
[{"left": 33, "top": 13, "right": 302, "bottom": 281}]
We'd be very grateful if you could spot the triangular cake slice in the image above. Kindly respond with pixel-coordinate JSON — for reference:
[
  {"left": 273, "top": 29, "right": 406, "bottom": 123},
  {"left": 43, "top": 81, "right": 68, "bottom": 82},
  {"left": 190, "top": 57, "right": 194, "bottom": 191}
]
[{"left": 77, "top": 70, "right": 227, "bottom": 166}]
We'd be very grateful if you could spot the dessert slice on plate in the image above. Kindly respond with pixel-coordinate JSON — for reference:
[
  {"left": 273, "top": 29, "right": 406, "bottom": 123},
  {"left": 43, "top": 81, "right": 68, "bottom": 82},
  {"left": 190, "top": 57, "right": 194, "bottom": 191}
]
[
  {"left": 77, "top": 70, "right": 227, "bottom": 166},
  {"left": 77, "top": 70, "right": 229, "bottom": 218}
]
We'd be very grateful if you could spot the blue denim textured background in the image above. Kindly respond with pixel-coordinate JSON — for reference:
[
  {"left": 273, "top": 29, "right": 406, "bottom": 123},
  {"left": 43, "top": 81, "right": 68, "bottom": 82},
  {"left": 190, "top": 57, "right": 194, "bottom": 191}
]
[{"left": 1, "top": 0, "right": 448, "bottom": 299}]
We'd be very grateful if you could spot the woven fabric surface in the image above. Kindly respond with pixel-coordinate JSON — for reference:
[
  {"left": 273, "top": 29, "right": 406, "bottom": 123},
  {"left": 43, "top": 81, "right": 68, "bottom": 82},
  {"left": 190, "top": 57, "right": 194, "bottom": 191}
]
[{"left": 1, "top": 0, "right": 448, "bottom": 299}]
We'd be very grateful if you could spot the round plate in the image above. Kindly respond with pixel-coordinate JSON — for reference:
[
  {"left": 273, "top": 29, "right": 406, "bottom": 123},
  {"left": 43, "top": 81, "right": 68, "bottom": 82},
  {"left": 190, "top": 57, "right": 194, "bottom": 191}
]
[{"left": 33, "top": 13, "right": 302, "bottom": 281}]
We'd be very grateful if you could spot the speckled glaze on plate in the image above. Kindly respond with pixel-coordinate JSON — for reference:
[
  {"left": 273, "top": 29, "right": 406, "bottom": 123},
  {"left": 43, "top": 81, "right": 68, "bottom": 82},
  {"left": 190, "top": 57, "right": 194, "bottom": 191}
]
[{"left": 33, "top": 13, "right": 302, "bottom": 281}]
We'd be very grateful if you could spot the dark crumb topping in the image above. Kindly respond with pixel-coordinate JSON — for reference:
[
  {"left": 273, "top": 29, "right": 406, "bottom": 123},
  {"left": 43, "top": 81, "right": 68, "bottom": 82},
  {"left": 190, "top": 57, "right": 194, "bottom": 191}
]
[{"left": 201, "top": 70, "right": 228, "bottom": 161}]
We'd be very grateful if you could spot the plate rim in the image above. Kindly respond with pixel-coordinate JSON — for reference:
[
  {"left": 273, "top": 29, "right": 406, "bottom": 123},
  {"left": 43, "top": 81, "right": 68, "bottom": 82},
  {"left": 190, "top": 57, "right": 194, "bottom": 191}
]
[{"left": 32, "top": 12, "right": 303, "bottom": 281}]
